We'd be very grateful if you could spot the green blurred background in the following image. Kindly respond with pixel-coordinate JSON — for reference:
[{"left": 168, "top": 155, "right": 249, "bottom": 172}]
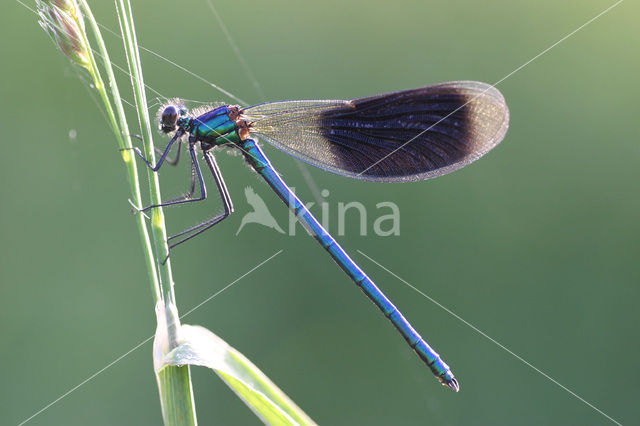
[{"left": 1, "top": 0, "right": 638, "bottom": 424}]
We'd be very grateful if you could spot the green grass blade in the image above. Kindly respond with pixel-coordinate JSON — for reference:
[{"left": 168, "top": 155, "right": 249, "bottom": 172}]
[
  {"left": 159, "top": 324, "right": 317, "bottom": 426},
  {"left": 114, "top": 1, "right": 197, "bottom": 423},
  {"left": 156, "top": 366, "right": 198, "bottom": 426}
]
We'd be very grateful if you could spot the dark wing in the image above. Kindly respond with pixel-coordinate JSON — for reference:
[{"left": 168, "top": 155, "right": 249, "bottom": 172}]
[{"left": 244, "top": 81, "right": 509, "bottom": 182}]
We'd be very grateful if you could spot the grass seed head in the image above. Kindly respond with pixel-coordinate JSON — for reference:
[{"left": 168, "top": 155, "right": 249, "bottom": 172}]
[{"left": 37, "top": 0, "right": 90, "bottom": 69}]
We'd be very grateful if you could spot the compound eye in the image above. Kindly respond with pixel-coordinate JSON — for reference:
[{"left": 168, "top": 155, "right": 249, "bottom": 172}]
[{"left": 160, "top": 105, "right": 179, "bottom": 133}]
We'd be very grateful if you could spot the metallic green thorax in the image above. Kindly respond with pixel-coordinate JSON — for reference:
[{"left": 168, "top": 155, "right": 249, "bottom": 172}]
[{"left": 183, "top": 105, "right": 243, "bottom": 146}]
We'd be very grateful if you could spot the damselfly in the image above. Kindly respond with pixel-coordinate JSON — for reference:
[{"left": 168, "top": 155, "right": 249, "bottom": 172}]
[{"left": 132, "top": 81, "right": 510, "bottom": 391}]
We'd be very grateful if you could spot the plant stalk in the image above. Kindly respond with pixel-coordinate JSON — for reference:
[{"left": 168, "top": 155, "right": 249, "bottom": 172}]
[{"left": 115, "top": 0, "right": 196, "bottom": 423}]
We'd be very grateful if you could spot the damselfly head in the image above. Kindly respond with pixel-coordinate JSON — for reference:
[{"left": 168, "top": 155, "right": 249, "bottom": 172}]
[{"left": 159, "top": 104, "right": 188, "bottom": 133}]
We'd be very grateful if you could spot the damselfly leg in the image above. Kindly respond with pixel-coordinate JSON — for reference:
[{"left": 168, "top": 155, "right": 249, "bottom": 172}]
[
  {"left": 130, "top": 135, "right": 234, "bottom": 251},
  {"left": 166, "top": 151, "right": 233, "bottom": 249},
  {"left": 129, "top": 128, "right": 182, "bottom": 171}
]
